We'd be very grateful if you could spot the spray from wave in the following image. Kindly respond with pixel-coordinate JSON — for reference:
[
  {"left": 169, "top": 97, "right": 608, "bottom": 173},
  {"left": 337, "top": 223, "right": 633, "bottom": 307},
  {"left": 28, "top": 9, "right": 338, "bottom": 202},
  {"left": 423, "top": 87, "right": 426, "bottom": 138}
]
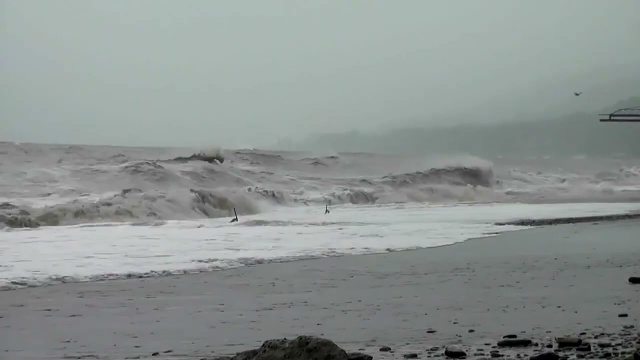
[{"left": 1, "top": 142, "right": 640, "bottom": 228}]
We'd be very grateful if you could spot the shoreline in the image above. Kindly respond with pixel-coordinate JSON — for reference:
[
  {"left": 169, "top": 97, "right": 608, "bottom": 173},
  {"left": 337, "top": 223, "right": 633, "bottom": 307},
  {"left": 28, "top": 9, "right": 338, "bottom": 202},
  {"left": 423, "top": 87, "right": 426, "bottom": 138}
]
[
  {"left": 2, "top": 211, "right": 639, "bottom": 292},
  {"left": 1, "top": 219, "right": 639, "bottom": 359},
  {"left": 495, "top": 212, "right": 640, "bottom": 226}
]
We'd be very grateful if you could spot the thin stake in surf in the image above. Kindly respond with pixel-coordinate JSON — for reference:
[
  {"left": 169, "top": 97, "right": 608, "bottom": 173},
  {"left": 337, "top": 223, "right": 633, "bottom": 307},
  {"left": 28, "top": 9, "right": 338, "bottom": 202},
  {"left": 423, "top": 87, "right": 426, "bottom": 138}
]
[{"left": 230, "top": 208, "right": 239, "bottom": 223}]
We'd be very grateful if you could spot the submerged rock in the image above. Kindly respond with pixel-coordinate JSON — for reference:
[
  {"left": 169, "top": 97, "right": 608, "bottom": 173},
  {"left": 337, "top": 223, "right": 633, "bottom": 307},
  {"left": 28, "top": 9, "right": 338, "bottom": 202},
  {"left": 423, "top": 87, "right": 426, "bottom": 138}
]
[
  {"left": 114, "top": 208, "right": 134, "bottom": 217},
  {"left": 0, "top": 202, "right": 18, "bottom": 210},
  {"left": 172, "top": 152, "right": 225, "bottom": 164},
  {"left": 5, "top": 215, "right": 40, "bottom": 228},
  {"left": 35, "top": 212, "right": 62, "bottom": 226}
]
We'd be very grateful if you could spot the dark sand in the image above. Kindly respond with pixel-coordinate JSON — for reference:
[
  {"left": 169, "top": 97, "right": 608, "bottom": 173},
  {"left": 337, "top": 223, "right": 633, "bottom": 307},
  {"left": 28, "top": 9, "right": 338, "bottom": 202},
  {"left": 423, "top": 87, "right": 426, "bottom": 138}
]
[{"left": 1, "top": 220, "right": 639, "bottom": 360}]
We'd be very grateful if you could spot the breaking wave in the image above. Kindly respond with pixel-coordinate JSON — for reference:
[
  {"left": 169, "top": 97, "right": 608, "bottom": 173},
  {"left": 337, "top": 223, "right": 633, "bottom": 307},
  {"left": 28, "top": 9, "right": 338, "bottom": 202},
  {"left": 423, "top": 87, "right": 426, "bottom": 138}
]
[{"left": 1, "top": 142, "right": 640, "bottom": 228}]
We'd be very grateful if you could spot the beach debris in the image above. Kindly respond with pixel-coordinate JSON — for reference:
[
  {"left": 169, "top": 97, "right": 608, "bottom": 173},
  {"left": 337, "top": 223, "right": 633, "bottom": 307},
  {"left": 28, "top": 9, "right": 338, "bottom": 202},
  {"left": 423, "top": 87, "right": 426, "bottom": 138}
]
[
  {"left": 444, "top": 345, "right": 467, "bottom": 358},
  {"left": 555, "top": 337, "right": 582, "bottom": 348},
  {"left": 628, "top": 276, "right": 640, "bottom": 284},
  {"left": 618, "top": 313, "right": 629, "bottom": 318}
]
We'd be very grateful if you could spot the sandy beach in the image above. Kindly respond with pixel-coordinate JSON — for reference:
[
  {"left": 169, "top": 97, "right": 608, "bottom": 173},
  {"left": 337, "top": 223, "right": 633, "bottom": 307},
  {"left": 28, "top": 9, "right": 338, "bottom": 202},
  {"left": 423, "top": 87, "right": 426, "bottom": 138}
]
[{"left": 1, "top": 220, "right": 639, "bottom": 360}]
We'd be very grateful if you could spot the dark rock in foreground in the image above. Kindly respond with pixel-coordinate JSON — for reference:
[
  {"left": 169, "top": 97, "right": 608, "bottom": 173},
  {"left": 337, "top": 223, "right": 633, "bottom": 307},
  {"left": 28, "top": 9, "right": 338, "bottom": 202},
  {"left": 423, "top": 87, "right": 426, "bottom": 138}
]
[
  {"left": 222, "top": 336, "right": 354, "bottom": 360},
  {"left": 628, "top": 276, "right": 640, "bottom": 284},
  {"left": 205, "top": 330, "right": 640, "bottom": 360}
]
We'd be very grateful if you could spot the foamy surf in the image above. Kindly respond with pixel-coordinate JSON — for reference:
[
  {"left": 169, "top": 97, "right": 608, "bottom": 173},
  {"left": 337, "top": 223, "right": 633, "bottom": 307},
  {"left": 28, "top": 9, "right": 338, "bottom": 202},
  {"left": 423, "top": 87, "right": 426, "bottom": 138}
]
[
  {"left": 2, "top": 143, "right": 640, "bottom": 228},
  {"left": 1, "top": 202, "right": 639, "bottom": 290}
]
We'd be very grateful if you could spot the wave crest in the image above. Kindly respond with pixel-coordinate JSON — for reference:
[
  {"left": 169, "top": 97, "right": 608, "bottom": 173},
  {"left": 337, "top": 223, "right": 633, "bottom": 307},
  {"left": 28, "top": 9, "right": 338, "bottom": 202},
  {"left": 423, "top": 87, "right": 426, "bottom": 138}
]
[{"left": 2, "top": 143, "right": 640, "bottom": 227}]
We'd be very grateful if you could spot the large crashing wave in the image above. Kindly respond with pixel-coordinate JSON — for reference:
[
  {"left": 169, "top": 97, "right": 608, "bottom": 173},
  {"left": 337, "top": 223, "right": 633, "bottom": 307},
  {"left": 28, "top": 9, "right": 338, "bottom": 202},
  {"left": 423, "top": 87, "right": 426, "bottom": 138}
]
[{"left": 1, "top": 142, "right": 639, "bottom": 227}]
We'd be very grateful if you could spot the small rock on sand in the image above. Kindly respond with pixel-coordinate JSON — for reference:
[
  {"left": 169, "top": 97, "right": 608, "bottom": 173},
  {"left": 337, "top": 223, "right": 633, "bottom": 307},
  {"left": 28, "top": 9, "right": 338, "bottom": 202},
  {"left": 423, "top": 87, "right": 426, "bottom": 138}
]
[
  {"left": 497, "top": 339, "right": 533, "bottom": 347},
  {"left": 444, "top": 345, "right": 467, "bottom": 359},
  {"left": 348, "top": 352, "right": 373, "bottom": 360},
  {"left": 530, "top": 352, "right": 560, "bottom": 360},
  {"left": 628, "top": 277, "right": 640, "bottom": 284},
  {"left": 555, "top": 337, "right": 582, "bottom": 348},
  {"left": 576, "top": 343, "right": 591, "bottom": 352}
]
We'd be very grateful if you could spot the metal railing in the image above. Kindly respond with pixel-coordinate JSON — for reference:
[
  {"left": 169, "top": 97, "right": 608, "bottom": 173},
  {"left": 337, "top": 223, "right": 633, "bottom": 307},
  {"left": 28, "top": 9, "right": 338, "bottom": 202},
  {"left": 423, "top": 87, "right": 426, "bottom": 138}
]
[{"left": 599, "top": 106, "right": 640, "bottom": 122}]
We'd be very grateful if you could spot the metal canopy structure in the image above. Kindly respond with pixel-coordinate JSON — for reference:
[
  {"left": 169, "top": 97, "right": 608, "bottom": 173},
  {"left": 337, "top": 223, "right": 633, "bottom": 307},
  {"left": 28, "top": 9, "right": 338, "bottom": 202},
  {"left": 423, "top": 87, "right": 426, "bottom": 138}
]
[{"left": 599, "top": 106, "right": 640, "bottom": 122}]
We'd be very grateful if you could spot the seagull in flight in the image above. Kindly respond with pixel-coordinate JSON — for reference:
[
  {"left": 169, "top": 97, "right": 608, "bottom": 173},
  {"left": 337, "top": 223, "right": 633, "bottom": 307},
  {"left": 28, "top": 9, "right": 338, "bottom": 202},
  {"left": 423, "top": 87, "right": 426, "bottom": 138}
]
[{"left": 574, "top": 92, "right": 582, "bottom": 96}]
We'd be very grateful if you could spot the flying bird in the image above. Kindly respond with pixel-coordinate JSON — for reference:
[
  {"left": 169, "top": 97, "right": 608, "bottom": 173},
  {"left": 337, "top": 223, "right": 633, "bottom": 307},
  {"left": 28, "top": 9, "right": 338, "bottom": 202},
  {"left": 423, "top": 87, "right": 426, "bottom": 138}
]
[{"left": 574, "top": 92, "right": 582, "bottom": 96}]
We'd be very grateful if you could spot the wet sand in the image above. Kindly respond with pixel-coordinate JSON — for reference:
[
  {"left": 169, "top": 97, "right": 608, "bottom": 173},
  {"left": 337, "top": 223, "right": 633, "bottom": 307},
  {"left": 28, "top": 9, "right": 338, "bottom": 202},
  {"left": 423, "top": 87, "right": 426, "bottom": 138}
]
[{"left": 1, "top": 220, "right": 639, "bottom": 360}]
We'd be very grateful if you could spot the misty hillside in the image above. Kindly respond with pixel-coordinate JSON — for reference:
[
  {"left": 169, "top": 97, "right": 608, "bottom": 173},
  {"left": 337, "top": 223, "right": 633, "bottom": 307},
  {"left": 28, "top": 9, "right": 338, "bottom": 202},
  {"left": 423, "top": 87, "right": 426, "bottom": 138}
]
[{"left": 285, "top": 97, "right": 640, "bottom": 157}]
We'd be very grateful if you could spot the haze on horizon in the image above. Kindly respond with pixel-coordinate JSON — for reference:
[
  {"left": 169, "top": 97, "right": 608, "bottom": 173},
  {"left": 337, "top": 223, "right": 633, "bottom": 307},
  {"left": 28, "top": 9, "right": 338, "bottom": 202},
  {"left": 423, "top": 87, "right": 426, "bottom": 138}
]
[{"left": 1, "top": 0, "right": 639, "bottom": 149}]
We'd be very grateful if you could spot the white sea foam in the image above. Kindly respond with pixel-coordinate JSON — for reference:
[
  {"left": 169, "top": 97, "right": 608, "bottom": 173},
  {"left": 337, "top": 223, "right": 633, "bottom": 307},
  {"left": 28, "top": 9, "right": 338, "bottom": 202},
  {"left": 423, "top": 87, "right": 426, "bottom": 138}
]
[
  {"left": 2, "top": 142, "right": 640, "bottom": 289},
  {"left": 1, "top": 201, "right": 639, "bottom": 290}
]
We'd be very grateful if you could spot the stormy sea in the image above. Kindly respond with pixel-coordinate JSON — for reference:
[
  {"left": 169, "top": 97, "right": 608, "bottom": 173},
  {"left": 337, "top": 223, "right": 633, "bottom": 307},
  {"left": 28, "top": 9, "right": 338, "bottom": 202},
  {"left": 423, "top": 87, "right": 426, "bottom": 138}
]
[{"left": 1, "top": 141, "right": 640, "bottom": 290}]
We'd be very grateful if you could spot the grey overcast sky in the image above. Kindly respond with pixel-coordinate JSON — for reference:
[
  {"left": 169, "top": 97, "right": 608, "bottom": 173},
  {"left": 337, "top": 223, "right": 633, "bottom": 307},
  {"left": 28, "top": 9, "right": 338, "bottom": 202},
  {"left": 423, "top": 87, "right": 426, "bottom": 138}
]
[{"left": 2, "top": 0, "right": 639, "bottom": 148}]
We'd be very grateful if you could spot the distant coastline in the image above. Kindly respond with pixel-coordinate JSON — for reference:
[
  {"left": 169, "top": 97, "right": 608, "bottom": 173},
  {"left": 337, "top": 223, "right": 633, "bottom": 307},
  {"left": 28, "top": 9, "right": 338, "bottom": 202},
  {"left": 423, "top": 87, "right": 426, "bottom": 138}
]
[{"left": 281, "top": 96, "right": 640, "bottom": 156}]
